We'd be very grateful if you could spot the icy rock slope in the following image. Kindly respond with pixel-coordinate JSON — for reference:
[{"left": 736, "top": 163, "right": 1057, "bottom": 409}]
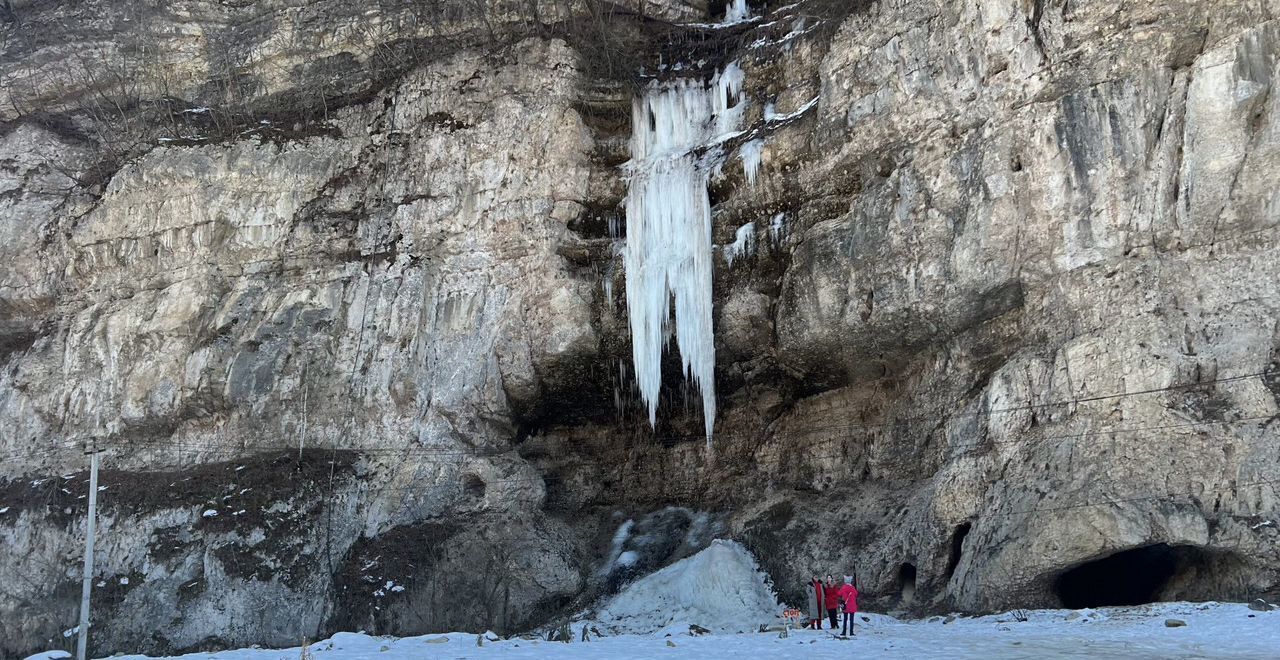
[{"left": 585, "top": 539, "right": 780, "bottom": 635}]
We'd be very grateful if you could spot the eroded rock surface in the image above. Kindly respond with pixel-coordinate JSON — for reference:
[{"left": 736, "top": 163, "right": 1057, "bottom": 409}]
[{"left": 1, "top": 0, "right": 1278, "bottom": 656}]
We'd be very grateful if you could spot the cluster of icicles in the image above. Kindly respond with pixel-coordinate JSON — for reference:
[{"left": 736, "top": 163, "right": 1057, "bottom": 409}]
[{"left": 622, "top": 2, "right": 752, "bottom": 445}]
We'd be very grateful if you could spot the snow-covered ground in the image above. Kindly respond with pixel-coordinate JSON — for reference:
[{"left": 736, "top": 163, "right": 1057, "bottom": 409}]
[
  {"left": 29, "top": 542, "right": 1280, "bottom": 659},
  {"left": 53, "top": 602, "right": 1276, "bottom": 660}
]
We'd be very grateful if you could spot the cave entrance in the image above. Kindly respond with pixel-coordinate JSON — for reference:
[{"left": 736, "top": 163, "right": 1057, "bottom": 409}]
[
  {"left": 463, "top": 474, "right": 486, "bottom": 499},
  {"left": 946, "top": 522, "right": 971, "bottom": 578},
  {"left": 897, "top": 563, "right": 917, "bottom": 604},
  {"left": 1055, "top": 544, "right": 1186, "bottom": 608}
]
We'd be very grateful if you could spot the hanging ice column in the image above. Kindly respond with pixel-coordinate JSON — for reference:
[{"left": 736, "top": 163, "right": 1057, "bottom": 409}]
[{"left": 624, "top": 63, "right": 746, "bottom": 443}]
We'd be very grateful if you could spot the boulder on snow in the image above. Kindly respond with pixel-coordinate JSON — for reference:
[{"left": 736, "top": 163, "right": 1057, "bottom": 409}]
[
  {"left": 1248, "top": 599, "right": 1274, "bottom": 612},
  {"left": 1164, "top": 619, "right": 1187, "bottom": 628}
]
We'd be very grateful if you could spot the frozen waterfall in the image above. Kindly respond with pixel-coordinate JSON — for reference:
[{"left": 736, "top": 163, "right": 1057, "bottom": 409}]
[
  {"left": 725, "top": 0, "right": 751, "bottom": 23},
  {"left": 624, "top": 64, "right": 745, "bottom": 443}
]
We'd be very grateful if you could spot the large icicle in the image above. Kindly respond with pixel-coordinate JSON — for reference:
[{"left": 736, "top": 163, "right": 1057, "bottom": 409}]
[
  {"left": 739, "top": 138, "right": 763, "bottom": 186},
  {"left": 624, "top": 64, "right": 745, "bottom": 443}
]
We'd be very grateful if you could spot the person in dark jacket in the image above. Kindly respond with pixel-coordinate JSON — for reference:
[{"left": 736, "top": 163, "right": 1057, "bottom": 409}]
[
  {"left": 823, "top": 575, "right": 840, "bottom": 630},
  {"left": 806, "top": 576, "right": 824, "bottom": 628}
]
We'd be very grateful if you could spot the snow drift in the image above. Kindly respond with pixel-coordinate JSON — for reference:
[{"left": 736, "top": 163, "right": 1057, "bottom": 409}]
[{"left": 586, "top": 539, "right": 780, "bottom": 635}]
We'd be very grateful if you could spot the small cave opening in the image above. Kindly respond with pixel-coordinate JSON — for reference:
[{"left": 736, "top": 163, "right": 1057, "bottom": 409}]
[
  {"left": 462, "top": 474, "right": 486, "bottom": 499},
  {"left": 1055, "top": 544, "right": 1187, "bottom": 608},
  {"left": 897, "top": 563, "right": 917, "bottom": 604},
  {"left": 946, "top": 522, "right": 972, "bottom": 578}
]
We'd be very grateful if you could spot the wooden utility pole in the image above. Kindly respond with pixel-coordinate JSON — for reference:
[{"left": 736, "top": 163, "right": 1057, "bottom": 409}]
[{"left": 76, "top": 446, "right": 101, "bottom": 660}]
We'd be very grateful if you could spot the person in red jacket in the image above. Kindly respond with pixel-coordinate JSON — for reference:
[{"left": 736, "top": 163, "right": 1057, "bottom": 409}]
[
  {"left": 823, "top": 575, "right": 840, "bottom": 630},
  {"left": 838, "top": 575, "right": 859, "bottom": 636}
]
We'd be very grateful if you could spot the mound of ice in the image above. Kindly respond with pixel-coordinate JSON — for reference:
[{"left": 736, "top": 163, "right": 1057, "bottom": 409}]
[{"left": 588, "top": 539, "right": 780, "bottom": 635}]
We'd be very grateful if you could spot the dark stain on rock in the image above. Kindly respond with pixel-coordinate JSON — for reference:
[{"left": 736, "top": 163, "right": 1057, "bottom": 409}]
[
  {"left": 971, "top": 280, "right": 1025, "bottom": 327},
  {"left": 326, "top": 519, "right": 463, "bottom": 634},
  {"left": 422, "top": 111, "right": 474, "bottom": 132},
  {"left": 148, "top": 525, "right": 195, "bottom": 562}
]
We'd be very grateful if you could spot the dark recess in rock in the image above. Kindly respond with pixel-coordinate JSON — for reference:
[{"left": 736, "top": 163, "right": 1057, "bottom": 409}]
[
  {"left": 464, "top": 473, "right": 487, "bottom": 498},
  {"left": 946, "top": 522, "right": 971, "bottom": 579},
  {"left": 897, "top": 562, "right": 918, "bottom": 605},
  {"left": 1056, "top": 544, "right": 1184, "bottom": 608},
  {"left": 1051, "top": 544, "right": 1255, "bottom": 609}
]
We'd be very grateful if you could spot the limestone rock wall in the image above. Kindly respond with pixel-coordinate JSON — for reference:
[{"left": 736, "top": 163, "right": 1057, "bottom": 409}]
[
  {"left": 0, "top": 24, "right": 605, "bottom": 655},
  {"left": 1, "top": 0, "right": 1279, "bottom": 657},
  {"left": 710, "top": 0, "right": 1280, "bottom": 613}
]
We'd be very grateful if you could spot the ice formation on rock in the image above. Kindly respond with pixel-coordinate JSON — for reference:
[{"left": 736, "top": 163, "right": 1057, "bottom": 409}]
[
  {"left": 739, "top": 138, "right": 763, "bottom": 186},
  {"left": 769, "top": 212, "right": 787, "bottom": 244},
  {"left": 724, "top": 0, "right": 751, "bottom": 23},
  {"left": 624, "top": 64, "right": 746, "bottom": 443},
  {"left": 600, "top": 518, "right": 636, "bottom": 577},
  {"left": 723, "top": 222, "right": 756, "bottom": 266}
]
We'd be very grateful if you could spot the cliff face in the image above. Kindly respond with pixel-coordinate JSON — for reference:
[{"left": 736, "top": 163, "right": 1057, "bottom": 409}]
[{"left": 2, "top": 0, "right": 1279, "bottom": 656}]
